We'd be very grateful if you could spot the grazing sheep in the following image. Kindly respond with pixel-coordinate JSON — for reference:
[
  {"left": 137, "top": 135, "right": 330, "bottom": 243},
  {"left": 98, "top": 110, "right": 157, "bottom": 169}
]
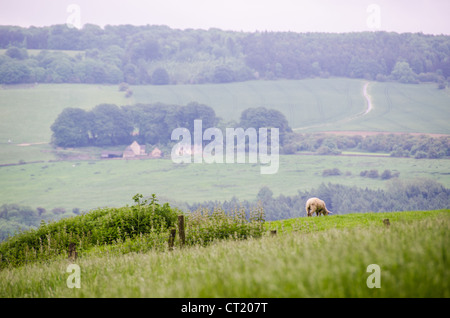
[{"left": 305, "top": 197, "right": 332, "bottom": 216}]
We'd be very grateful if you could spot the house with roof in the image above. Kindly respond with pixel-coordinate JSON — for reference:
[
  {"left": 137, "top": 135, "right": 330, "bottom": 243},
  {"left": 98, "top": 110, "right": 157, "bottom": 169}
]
[
  {"left": 123, "top": 141, "right": 146, "bottom": 158},
  {"left": 100, "top": 141, "right": 162, "bottom": 160},
  {"left": 150, "top": 147, "right": 162, "bottom": 158}
]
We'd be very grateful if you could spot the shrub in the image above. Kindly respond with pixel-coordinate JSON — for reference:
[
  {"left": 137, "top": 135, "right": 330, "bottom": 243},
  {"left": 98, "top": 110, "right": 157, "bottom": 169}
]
[
  {"left": 118, "top": 82, "right": 129, "bottom": 91},
  {"left": 0, "top": 194, "right": 180, "bottom": 269},
  {"left": 184, "top": 205, "right": 265, "bottom": 246},
  {"left": 367, "top": 169, "right": 379, "bottom": 178},
  {"left": 316, "top": 145, "right": 341, "bottom": 155},
  {"left": 0, "top": 194, "right": 265, "bottom": 269},
  {"left": 381, "top": 169, "right": 392, "bottom": 180},
  {"left": 414, "top": 151, "right": 427, "bottom": 159},
  {"left": 125, "top": 88, "right": 133, "bottom": 98},
  {"left": 322, "top": 168, "right": 342, "bottom": 177},
  {"left": 360, "top": 169, "right": 379, "bottom": 178}
]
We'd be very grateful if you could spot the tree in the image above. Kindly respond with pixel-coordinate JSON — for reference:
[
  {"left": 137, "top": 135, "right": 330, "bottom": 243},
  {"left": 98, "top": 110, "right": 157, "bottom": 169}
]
[
  {"left": 5, "top": 46, "right": 28, "bottom": 60},
  {"left": 151, "top": 67, "right": 170, "bottom": 85},
  {"left": 177, "top": 102, "right": 217, "bottom": 133},
  {"left": 75, "top": 58, "right": 107, "bottom": 83},
  {"left": 48, "top": 57, "right": 75, "bottom": 82},
  {"left": 390, "top": 61, "right": 418, "bottom": 84},
  {"left": 239, "top": 107, "right": 292, "bottom": 145},
  {"left": 257, "top": 186, "right": 273, "bottom": 204},
  {"left": 212, "top": 66, "right": 235, "bottom": 83},
  {"left": 51, "top": 108, "right": 91, "bottom": 147},
  {"left": 128, "top": 37, "right": 160, "bottom": 62},
  {"left": 0, "top": 60, "right": 31, "bottom": 84},
  {"left": 381, "top": 169, "right": 392, "bottom": 180},
  {"left": 131, "top": 103, "right": 177, "bottom": 144},
  {"left": 90, "top": 104, "right": 133, "bottom": 146}
]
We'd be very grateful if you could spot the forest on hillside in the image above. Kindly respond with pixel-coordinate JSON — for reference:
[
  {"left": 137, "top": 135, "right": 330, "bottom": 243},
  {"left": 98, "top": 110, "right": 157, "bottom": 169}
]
[{"left": 0, "top": 24, "right": 449, "bottom": 85}]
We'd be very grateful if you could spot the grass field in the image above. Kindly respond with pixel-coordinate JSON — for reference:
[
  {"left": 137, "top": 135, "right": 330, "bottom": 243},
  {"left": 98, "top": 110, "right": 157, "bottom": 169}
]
[
  {"left": 1, "top": 79, "right": 449, "bottom": 164},
  {"left": 1, "top": 210, "right": 448, "bottom": 298},
  {"left": 0, "top": 79, "right": 447, "bottom": 163},
  {"left": 330, "top": 81, "right": 450, "bottom": 134},
  {"left": 0, "top": 78, "right": 449, "bottom": 211},
  {"left": 131, "top": 78, "right": 366, "bottom": 130},
  {"left": 131, "top": 79, "right": 450, "bottom": 134},
  {"left": 0, "top": 154, "right": 449, "bottom": 212}
]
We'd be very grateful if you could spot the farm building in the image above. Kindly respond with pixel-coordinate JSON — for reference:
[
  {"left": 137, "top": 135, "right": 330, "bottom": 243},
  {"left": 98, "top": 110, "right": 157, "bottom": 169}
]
[
  {"left": 100, "top": 142, "right": 162, "bottom": 159},
  {"left": 123, "top": 141, "right": 146, "bottom": 158},
  {"left": 101, "top": 150, "right": 123, "bottom": 159},
  {"left": 150, "top": 147, "right": 162, "bottom": 158}
]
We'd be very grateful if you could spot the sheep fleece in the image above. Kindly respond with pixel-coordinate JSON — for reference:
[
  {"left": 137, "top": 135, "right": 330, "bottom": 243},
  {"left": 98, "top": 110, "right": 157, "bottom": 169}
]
[{"left": 305, "top": 197, "right": 332, "bottom": 216}]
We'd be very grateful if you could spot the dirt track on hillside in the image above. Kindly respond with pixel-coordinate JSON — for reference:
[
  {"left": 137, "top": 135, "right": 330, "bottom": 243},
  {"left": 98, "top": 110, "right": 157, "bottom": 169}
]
[{"left": 294, "top": 81, "right": 373, "bottom": 132}]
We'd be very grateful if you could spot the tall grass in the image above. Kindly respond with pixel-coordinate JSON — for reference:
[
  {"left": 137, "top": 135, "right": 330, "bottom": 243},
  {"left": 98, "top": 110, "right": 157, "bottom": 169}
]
[
  {"left": 0, "top": 211, "right": 448, "bottom": 297},
  {"left": 0, "top": 196, "right": 265, "bottom": 270},
  {"left": 184, "top": 204, "right": 265, "bottom": 246}
]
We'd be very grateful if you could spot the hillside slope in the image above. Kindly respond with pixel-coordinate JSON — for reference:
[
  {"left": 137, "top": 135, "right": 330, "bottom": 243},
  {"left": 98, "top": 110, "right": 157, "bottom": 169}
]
[{"left": 0, "top": 210, "right": 448, "bottom": 298}]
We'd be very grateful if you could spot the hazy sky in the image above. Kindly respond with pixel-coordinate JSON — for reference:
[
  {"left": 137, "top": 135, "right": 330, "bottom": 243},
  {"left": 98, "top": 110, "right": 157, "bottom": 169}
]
[{"left": 0, "top": 0, "right": 449, "bottom": 35}]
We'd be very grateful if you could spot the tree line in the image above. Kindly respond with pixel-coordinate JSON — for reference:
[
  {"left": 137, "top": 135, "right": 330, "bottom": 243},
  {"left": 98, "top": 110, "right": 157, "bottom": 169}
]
[
  {"left": 186, "top": 179, "right": 450, "bottom": 221},
  {"left": 51, "top": 100, "right": 449, "bottom": 159},
  {"left": 0, "top": 24, "right": 449, "bottom": 85},
  {"left": 284, "top": 133, "right": 450, "bottom": 159},
  {"left": 51, "top": 102, "right": 291, "bottom": 148}
]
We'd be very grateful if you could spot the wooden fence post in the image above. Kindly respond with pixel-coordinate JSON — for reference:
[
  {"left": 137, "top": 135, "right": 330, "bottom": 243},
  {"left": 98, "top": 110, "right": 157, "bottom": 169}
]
[
  {"left": 68, "top": 242, "right": 77, "bottom": 261},
  {"left": 168, "top": 229, "right": 176, "bottom": 251},
  {"left": 178, "top": 215, "right": 185, "bottom": 248}
]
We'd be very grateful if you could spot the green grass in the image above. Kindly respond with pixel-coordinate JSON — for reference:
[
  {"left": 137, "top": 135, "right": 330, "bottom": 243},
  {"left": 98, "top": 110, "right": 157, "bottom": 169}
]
[
  {"left": 131, "top": 78, "right": 366, "bottom": 130},
  {"left": 0, "top": 79, "right": 448, "bottom": 211},
  {"left": 0, "top": 84, "right": 128, "bottom": 165},
  {"left": 328, "top": 81, "right": 450, "bottom": 134},
  {"left": 1, "top": 79, "right": 449, "bottom": 165},
  {"left": 0, "top": 155, "right": 449, "bottom": 212},
  {"left": 340, "top": 151, "right": 389, "bottom": 156},
  {"left": 1, "top": 210, "right": 448, "bottom": 297},
  {"left": 266, "top": 209, "right": 448, "bottom": 233}
]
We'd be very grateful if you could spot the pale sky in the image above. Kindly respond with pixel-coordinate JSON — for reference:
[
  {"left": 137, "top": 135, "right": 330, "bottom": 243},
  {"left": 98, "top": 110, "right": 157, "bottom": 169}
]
[{"left": 0, "top": 0, "right": 449, "bottom": 35}]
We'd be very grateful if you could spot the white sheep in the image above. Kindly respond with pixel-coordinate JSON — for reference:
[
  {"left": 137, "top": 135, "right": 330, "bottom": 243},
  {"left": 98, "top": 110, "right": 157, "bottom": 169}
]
[{"left": 305, "top": 197, "right": 333, "bottom": 216}]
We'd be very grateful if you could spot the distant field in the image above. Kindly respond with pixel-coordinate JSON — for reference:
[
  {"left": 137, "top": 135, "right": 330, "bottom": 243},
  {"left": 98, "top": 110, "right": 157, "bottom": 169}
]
[
  {"left": 2, "top": 79, "right": 449, "bottom": 146},
  {"left": 130, "top": 79, "right": 450, "bottom": 134},
  {"left": 0, "top": 155, "right": 449, "bottom": 212},
  {"left": 131, "top": 78, "right": 366, "bottom": 130},
  {"left": 0, "top": 84, "right": 128, "bottom": 164},
  {"left": 1, "top": 78, "right": 448, "bottom": 165},
  {"left": 328, "top": 81, "right": 450, "bottom": 134},
  {"left": 0, "top": 49, "right": 84, "bottom": 58},
  {"left": 0, "top": 79, "right": 449, "bottom": 211}
]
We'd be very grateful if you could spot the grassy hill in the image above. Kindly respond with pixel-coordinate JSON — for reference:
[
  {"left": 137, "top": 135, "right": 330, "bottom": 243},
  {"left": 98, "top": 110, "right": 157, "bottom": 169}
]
[
  {"left": 130, "top": 79, "right": 450, "bottom": 134},
  {"left": 1, "top": 79, "right": 449, "bottom": 147},
  {"left": 1, "top": 78, "right": 448, "bottom": 167},
  {"left": 0, "top": 155, "right": 449, "bottom": 212},
  {"left": 1, "top": 209, "right": 448, "bottom": 298},
  {"left": 0, "top": 78, "right": 448, "bottom": 211}
]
